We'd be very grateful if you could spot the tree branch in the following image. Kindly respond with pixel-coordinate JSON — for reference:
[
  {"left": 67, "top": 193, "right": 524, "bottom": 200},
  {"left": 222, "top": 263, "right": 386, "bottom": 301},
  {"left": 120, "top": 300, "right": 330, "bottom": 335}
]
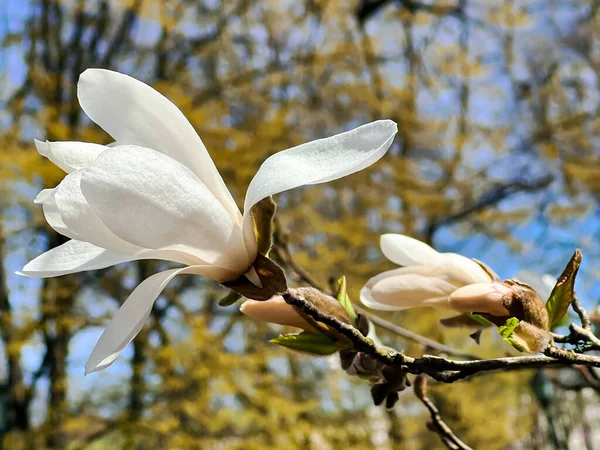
[
  {"left": 414, "top": 375, "right": 473, "bottom": 450},
  {"left": 281, "top": 290, "right": 600, "bottom": 385}
]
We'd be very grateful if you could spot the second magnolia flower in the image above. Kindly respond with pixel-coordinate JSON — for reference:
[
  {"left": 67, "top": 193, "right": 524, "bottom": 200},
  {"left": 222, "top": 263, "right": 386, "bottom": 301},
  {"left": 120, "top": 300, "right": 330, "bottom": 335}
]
[{"left": 360, "top": 233, "right": 513, "bottom": 315}]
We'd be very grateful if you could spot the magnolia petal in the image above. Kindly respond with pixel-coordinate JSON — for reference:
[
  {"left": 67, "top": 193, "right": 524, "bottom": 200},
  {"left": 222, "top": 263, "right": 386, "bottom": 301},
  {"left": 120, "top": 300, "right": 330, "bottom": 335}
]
[
  {"left": 35, "top": 139, "right": 106, "bottom": 173},
  {"left": 46, "top": 175, "right": 210, "bottom": 267},
  {"left": 448, "top": 282, "right": 511, "bottom": 316},
  {"left": 85, "top": 265, "right": 223, "bottom": 374},
  {"left": 54, "top": 170, "right": 142, "bottom": 255},
  {"left": 380, "top": 234, "right": 492, "bottom": 284},
  {"left": 438, "top": 253, "right": 493, "bottom": 285},
  {"left": 360, "top": 285, "right": 406, "bottom": 312},
  {"left": 34, "top": 188, "right": 54, "bottom": 204},
  {"left": 37, "top": 189, "right": 78, "bottom": 240},
  {"left": 240, "top": 297, "right": 317, "bottom": 332},
  {"left": 77, "top": 69, "right": 240, "bottom": 220},
  {"left": 380, "top": 234, "right": 443, "bottom": 267},
  {"left": 361, "top": 269, "right": 457, "bottom": 311},
  {"left": 80, "top": 145, "right": 250, "bottom": 271},
  {"left": 19, "top": 240, "right": 133, "bottom": 278},
  {"left": 242, "top": 120, "right": 397, "bottom": 255},
  {"left": 360, "top": 266, "right": 458, "bottom": 311}
]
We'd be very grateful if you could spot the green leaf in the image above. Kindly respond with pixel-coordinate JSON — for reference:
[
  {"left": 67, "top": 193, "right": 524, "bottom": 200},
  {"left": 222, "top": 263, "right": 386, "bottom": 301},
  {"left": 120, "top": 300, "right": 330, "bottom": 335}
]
[
  {"left": 250, "top": 196, "right": 277, "bottom": 256},
  {"left": 545, "top": 249, "right": 582, "bottom": 328},
  {"left": 270, "top": 332, "right": 339, "bottom": 356},
  {"left": 466, "top": 313, "right": 494, "bottom": 327},
  {"left": 335, "top": 276, "right": 358, "bottom": 323},
  {"left": 222, "top": 253, "right": 287, "bottom": 301},
  {"left": 498, "top": 317, "right": 520, "bottom": 339},
  {"left": 497, "top": 317, "right": 525, "bottom": 352},
  {"left": 218, "top": 290, "right": 242, "bottom": 307}
]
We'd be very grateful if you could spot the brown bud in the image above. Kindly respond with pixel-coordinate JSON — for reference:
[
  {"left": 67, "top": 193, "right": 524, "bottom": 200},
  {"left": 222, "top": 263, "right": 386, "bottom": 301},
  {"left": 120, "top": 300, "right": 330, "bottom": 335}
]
[
  {"left": 511, "top": 321, "right": 552, "bottom": 353},
  {"left": 289, "top": 287, "right": 353, "bottom": 344},
  {"left": 502, "top": 280, "right": 549, "bottom": 331}
]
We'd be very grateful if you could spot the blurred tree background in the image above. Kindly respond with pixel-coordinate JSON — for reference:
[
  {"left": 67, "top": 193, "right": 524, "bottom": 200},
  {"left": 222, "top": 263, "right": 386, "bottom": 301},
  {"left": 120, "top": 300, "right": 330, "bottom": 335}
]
[{"left": 1, "top": 0, "right": 599, "bottom": 448}]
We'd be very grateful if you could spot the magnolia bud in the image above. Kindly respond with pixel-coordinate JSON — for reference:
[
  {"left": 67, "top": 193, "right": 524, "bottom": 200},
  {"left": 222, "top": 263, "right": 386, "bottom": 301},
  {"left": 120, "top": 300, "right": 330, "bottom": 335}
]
[
  {"left": 511, "top": 322, "right": 552, "bottom": 353},
  {"left": 449, "top": 282, "right": 512, "bottom": 316},
  {"left": 449, "top": 281, "right": 549, "bottom": 331},
  {"left": 240, "top": 296, "right": 317, "bottom": 332},
  {"left": 289, "top": 287, "right": 353, "bottom": 343},
  {"left": 502, "top": 279, "right": 549, "bottom": 330}
]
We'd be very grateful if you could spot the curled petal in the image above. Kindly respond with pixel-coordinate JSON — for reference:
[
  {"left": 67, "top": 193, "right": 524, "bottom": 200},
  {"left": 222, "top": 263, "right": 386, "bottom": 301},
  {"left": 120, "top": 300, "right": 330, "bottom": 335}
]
[
  {"left": 380, "top": 234, "right": 443, "bottom": 267},
  {"left": 19, "top": 240, "right": 133, "bottom": 278},
  {"left": 34, "top": 189, "right": 54, "bottom": 204},
  {"left": 448, "top": 282, "right": 511, "bottom": 316},
  {"left": 242, "top": 120, "right": 397, "bottom": 256},
  {"left": 438, "top": 253, "right": 493, "bottom": 285},
  {"left": 380, "top": 234, "right": 492, "bottom": 284},
  {"left": 36, "top": 189, "right": 78, "bottom": 240},
  {"left": 77, "top": 69, "right": 240, "bottom": 219},
  {"left": 35, "top": 139, "right": 106, "bottom": 173},
  {"left": 240, "top": 297, "right": 317, "bottom": 332},
  {"left": 85, "top": 265, "right": 228, "bottom": 374}
]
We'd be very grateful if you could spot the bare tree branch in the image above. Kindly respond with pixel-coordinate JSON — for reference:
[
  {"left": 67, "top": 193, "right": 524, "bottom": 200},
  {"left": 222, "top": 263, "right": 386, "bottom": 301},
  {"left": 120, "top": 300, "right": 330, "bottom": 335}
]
[{"left": 414, "top": 375, "right": 473, "bottom": 450}]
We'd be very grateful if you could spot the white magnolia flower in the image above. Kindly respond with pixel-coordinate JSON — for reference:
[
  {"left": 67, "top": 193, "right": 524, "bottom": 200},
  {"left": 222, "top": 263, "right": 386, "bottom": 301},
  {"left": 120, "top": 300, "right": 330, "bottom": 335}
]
[
  {"left": 360, "top": 234, "right": 497, "bottom": 313},
  {"left": 19, "top": 69, "right": 398, "bottom": 374}
]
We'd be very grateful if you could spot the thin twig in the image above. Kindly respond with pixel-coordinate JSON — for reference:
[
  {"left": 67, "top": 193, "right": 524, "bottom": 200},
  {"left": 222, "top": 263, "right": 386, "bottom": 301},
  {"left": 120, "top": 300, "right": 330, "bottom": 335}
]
[
  {"left": 282, "top": 290, "right": 405, "bottom": 365},
  {"left": 572, "top": 294, "right": 592, "bottom": 330},
  {"left": 282, "top": 289, "right": 600, "bottom": 384},
  {"left": 353, "top": 304, "right": 479, "bottom": 360},
  {"left": 414, "top": 375, "right": 473, "bottom": 450}
]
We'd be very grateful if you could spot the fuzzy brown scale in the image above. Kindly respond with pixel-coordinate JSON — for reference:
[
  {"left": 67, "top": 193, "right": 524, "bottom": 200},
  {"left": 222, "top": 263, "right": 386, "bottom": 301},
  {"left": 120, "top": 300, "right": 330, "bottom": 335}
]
[{"left": 501, "top": 280, "right": 549, "bottom": 330}]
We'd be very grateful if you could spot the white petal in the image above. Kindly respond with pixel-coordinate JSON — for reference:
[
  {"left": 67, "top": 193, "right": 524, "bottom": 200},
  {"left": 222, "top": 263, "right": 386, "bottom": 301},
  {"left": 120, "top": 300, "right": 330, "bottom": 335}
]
[
  {"left": 34, "top": 188, "right": 54, "bottom": 204},
  {"left": 360, "top": 285, "right": 408, "bottom": 312},
  {"left": 438, "top": 253, "right": 493, "bottom": 285},
  {"left": 77, "top": 69, "right": 240, "bottom": 220},
  {"left": 37, "top": 189, "right": 78, "bottom": 240},
  {"left": 53, "top": 170, "right": 142, "bottom": 255},
  {"left": 84, "top": 265, "right": 225, "bottom": 374},
  {"left": 19, "top": 240, "right": 133, "bottom": 278},
  {"left": 360, "top": 268, "right": 457, "bottom": 311},
  {"left": 80, "top": 145, "right": 250, "bottom": 272},
  {"left": 35, "top": 139, "right": 106, "bottom": 173},
  {"left": 243, "top": 120, "right": 397, "bottom": 213},
  {"left": 242, "top": 120, "right": 397, "bottom": 254},
  {"left": 380, "top": 234, "right": 443, "bottom": 267},
  {"left": 379, "top": 234, "right": 492, "bottom": 284}
]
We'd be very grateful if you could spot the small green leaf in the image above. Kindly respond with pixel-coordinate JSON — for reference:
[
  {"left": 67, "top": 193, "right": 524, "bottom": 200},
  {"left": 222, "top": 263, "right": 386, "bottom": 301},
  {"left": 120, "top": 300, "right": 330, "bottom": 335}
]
[
  {"left": 218, "top": 290, "right": 242, "bottom": 307},
  {"left": 466, "top": 313, "right": 494, "bottom": 327},
  {"left": 498, "top": 317, "right": 525, "bottom": 352},
  {"left": 270, "top": 332, "right": 339, "bottom": 355},
  {"left": 336, "top": 276, "right": 358, "bottom": 323},
  {"left": 498, "top": 317, "right": 520, "bottom": 339},
  {"left": 545, "top": 250, "right": 582, "bottom": 328},
  {"left": 250, "top": 196, "right": 277, "bottom": 256}
]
